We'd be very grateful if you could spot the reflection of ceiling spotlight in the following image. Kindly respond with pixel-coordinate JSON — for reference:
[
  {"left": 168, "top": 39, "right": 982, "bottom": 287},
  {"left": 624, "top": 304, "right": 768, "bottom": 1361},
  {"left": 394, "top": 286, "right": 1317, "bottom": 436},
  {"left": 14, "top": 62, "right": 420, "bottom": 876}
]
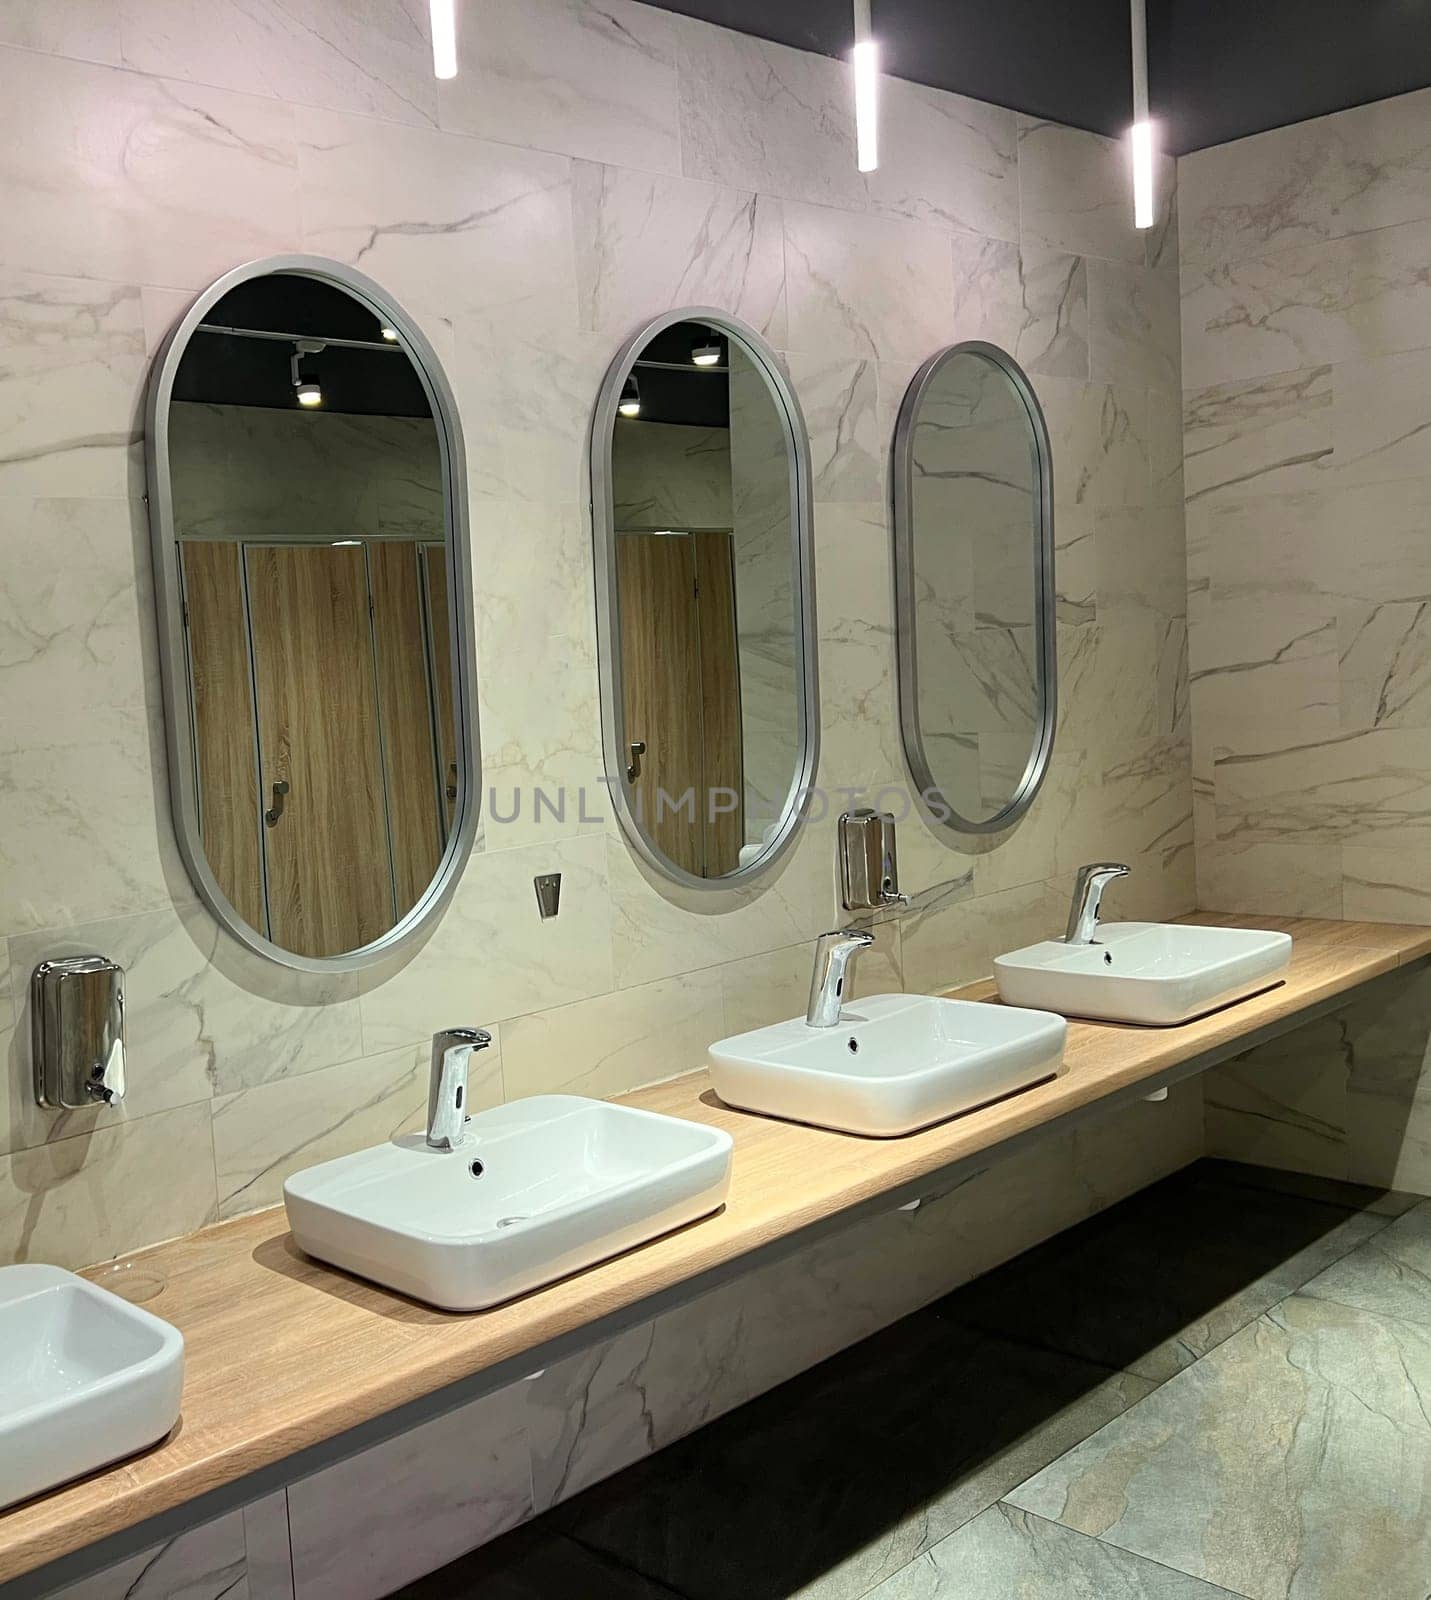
[
  {"left": 618, "top": 373, "right": 641, "bottom": 418},
  {"left": 379, "top": 325, "right": 399, "bottom": 342},
  {"left": 691, "top": 332, "right": 721, "bottom": 367},
  {"left": 291, "top": 339, "right": 325, "bottom": 407}
]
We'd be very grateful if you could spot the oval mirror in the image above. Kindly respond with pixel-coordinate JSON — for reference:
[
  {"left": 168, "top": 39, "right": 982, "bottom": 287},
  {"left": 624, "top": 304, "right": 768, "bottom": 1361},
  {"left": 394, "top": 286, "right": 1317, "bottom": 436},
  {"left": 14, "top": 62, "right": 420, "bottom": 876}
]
[
  {"left": 893, "top": 341, "right": 1055, "bottom": 835},
  {"left": 591, "top": 309, "right": 818, "bottom": 887},
  {"left": 145, "top": 256, "right": 479, "bottom": 971}
]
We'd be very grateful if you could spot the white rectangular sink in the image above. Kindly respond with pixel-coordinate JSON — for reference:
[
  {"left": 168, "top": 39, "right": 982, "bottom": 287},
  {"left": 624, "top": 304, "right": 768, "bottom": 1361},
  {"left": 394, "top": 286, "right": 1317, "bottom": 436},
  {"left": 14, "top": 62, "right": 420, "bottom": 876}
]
[
  {"left": 0, "top": 1264, "right": 184, "bottom": 1511},
  {"left": 284, "top": 1095, "right": 733, "bottom": 1311},
  {"left": 994, "top": 921, "right": 1293, "bottom": 1026},
  {"left": 707, "top": 993, "right": 1066, "bottom": 1137}
]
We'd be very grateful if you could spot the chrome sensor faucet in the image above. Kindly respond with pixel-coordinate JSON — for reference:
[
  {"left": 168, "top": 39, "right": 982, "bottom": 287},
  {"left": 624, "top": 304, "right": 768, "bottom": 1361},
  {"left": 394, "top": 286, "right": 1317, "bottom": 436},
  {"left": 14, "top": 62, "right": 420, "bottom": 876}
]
[
  {"left": 807, "top": 929, "right": 875, "bottom": 1027},
  {"left": 1064, "top": 863, "right": 1130, "bottom": 944},
  {"left": 427, "top": 1027, "right": 493, "bottom": 1149}
]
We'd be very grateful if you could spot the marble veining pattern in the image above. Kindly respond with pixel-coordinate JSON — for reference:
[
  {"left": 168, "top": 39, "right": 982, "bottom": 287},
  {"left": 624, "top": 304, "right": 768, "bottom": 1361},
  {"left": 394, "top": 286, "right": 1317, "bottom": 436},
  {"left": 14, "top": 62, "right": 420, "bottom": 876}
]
[{"left": 0, "top": 0, "right": 1189, "bottom": 1316}]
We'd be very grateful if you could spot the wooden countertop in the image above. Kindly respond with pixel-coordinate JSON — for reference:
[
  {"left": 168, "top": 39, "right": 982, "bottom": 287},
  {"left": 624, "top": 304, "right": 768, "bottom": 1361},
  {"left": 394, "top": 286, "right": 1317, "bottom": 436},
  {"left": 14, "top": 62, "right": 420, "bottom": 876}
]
[{"left": 4, "top": 912, "right": 1429, "bottom": 1585}]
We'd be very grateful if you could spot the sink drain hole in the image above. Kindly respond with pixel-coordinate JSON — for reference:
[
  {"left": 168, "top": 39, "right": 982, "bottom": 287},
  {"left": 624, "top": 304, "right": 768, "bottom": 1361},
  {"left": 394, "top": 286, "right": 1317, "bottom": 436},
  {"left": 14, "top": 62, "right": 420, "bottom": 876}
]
[{"left": 495, "top": 1215, "right": 527, "bottom": 1229}]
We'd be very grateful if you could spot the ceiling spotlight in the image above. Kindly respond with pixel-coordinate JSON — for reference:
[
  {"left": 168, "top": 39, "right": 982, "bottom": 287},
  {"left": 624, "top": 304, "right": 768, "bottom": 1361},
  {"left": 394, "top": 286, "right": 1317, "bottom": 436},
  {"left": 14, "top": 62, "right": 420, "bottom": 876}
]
[
  {"left": 691, "top": 333, "right": 722, "bottom": 367},
  {"left": 430, "top": 0, "right": 457, "bottom": 80},
  {"left": 291, "top": 339, "right": 325, "bottom": 408},
  {"left": 618, "top": 373, "right": 641, "bottom": 418},
  {"left": 379, "top": 325, "right": 399, "bottom": 342},
  {"left": 851, "top": 0, "right": 879, "bottom": 173},
  {"left": 1129, "top": 0, "right": 1156, "bottom": 229}
]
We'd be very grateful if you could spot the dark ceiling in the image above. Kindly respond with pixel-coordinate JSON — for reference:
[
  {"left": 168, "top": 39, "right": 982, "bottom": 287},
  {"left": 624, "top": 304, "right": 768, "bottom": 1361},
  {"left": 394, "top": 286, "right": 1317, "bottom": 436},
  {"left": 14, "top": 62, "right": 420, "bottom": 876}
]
[
  {"left": 174, "top": 274, "right": 433, "bottom": 418},
  {"left": 642, "top": 0, "right": 1431, "bottom": 153}
]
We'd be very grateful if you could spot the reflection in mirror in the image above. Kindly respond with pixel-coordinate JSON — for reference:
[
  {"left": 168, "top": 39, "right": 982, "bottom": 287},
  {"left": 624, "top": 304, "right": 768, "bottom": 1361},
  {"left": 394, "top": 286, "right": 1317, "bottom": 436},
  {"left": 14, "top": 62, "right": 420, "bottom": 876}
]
[
  {"left": 147, "top": 261, "right": 476, "bottom": 968},
  {"left": 594, "top": 313, "right": 817, "bottom": 886},
  {"left": 894, "top": 342, "right": 1055, "bottom": 835}
]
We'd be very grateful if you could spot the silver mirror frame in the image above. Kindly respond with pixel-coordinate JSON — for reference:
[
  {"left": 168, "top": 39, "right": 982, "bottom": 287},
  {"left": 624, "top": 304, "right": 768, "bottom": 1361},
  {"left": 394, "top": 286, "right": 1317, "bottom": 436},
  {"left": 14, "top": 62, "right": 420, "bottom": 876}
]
[
  {"left": 589, "top": 307, "right": 820, "bottom": 891},
  {"left": 892, "top": 340, "right": 1057, "bottom": 838},
  {"left": 143, "top": 253, "right": 481, "bottom": 973}
]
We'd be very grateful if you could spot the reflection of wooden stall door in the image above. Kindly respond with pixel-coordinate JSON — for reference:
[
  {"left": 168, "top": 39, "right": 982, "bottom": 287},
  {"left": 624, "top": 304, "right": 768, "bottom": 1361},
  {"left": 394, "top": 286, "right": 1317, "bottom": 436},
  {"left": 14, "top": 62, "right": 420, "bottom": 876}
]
[
  {"left": 245, "top": 543, "right": 393, "bottom": 958},
  {"left": 422, "top": 544, "right": 459, "bottom": 833},
  {"left": 618, "top": 532, "right": 743, "bottom": 876},
  {"left": 693, "top": 531, "right": 743, "bottom": 875},
  {"left": 180, "top": 540, "right": 265, "bottom": 932},
  {"left": 370, "top": 541, "right": 444, "bottom": 911}
]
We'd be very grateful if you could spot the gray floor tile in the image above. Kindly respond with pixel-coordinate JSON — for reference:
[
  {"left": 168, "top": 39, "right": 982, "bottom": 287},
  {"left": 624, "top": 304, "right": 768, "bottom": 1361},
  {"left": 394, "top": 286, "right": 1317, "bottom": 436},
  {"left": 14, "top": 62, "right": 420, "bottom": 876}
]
[
  {"left": 937, "top": 1162, "right": 1394, "bottom": 1383},
  {"left": 551, "top": 1311, "right": 1154, "bottom": 1600},
  {"left": 1301, "top": 1198, "right": 1431, "bottom": 1328},
  {"left": 1009, "top": 1293, "right": 1431, "bottom": 1600},
  {"left": 865, "top": 1504, "right": 1246, "bottom": 1599}
]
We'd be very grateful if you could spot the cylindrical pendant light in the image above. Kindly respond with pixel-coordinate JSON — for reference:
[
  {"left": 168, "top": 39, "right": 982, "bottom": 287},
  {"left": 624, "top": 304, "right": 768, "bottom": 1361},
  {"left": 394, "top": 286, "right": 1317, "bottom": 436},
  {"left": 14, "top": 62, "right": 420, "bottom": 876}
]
[
  {"left": 1129, "top": 0, "right": 1155, "bottom": 229},
  {"left": 430, "top": 0, "right": 458, "bottom": 80},
  {"left": 852, "top": 0, "right": 879, "bottom": 173}
]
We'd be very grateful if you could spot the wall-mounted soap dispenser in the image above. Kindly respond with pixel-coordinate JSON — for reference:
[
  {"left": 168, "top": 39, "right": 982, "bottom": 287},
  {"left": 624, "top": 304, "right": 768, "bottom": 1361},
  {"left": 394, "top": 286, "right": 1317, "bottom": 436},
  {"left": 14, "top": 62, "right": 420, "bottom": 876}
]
[
  {"left": 31, "top": 956, "right": 126, "bottom": 1109},
  {"left": 839, "top": 809, "right": 910, "bottom": 914}
]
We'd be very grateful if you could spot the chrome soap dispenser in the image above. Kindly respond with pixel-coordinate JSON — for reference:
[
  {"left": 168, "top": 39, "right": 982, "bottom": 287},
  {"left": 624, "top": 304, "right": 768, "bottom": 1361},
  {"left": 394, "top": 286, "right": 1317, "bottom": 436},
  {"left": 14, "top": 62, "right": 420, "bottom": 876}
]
[{"left": 31, "top": 955, "right": 127, "bottom": 1109}]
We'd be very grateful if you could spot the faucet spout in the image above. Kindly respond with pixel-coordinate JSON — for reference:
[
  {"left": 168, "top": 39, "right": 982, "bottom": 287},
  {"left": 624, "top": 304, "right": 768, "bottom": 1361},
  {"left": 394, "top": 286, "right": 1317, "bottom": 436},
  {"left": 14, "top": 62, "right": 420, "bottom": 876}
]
[
  {"left": 1064, "top": 863, "right": 1130, "bottom": 944},
  {"left": 806, "top": 929, "right": 876, "bottom": 1027},
  {"left": 427, "top": 1027, "right": 492, "bottom": 1149}
]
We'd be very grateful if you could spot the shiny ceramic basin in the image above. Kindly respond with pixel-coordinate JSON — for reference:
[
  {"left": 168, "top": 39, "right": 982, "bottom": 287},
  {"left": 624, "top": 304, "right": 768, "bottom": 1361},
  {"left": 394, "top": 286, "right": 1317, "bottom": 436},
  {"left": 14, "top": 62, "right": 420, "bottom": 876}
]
[
  {"left": 994, "top": 921, "right": 1293, "bottom": 1025},
  {"left": 707, "top": 993, "right": 1066, "bottom": 1137},
  {"left": 284, "top": 1095, "right": 733, "bottom": 1311}
]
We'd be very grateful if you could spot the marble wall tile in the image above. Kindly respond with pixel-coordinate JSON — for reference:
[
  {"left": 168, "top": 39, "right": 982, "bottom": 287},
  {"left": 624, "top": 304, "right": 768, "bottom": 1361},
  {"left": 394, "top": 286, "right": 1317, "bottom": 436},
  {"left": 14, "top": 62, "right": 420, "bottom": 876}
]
[
  {"left": 0, "top": 498, "right": 152, "bottom": 754},
  {"left": 673, "top": 18, "right": 863, "bottom": 213},
  {"left": 288, "top": 1380, "right": 532, "bottom": 1600},
  {"left": 1181, "top": 217, "right": 1431, "bottom": 390},
  {"left": 1343, "top": 845, "right": 1431, "bottom": 924},
  {"left": 1179, "top": 86, "right": 1431, "bottom": 270},
  {"left": 5, "top": 905, "right": 364, "bottom": 1147},
  {"left": 0, "top": 275, "right": 146, "bottom": 500},
  {"left": 867, "top": 78, "right": 1018, "bottom": 241},
  {"left": 1213, "top": 727, "right": 1431, "bottom": 852},
  {"left": 1016, "top": 117, "right": 1142, "bottom": 266},
  {"left": 569, "top": 159, "right": 785, "bottom": 343},
  {"left": 605, "top": 821, "right": 834, "bottom": 990},
  {"left": 1204, "top": 1019, "right": 1351, "bottom": 1180},
  {"left": 358, "top": 833, "right": 614, "bottom": 1051},
  {"left": 1329, "top": 345, "right": 1431, "bottom": 486},
  {"left": 456, "top": 330, "right": 610, "bottom": 504},
  {"left": 900, "top": 877, "right": 1066, "bottom": 996},
  {"left": 1093, "top": 506, "right": 1187, "bottom": 621},
  {"left": 1036, "top": 380, "right": 1149, "bottom": 510},
  {"left": 0, "top": 48, "right": 301, "bottom": 288},
  {"left": 0, "top": 1102, "right": 216, "bottom": 1267},
  {"left": 814, "top": 502, "right": 903, "bottom": 793},
  {"left": 499, "top": 967, "right": 722, "bottom": 1099},
  {"left": 0, "top": 704, "right": 176, "bottom": 938},
  {"left": 210, "top": 1039, "right": 488, "bottom": 1216},
  {"left": 439, "top": 0, "right": 679, "bottom": 173},
  {"left": 946, "top": 235, "right": 1089, "bottom": 381},
  {"left": 50, "top": 1505, "right": 249, "bottom": 1600},
  {"left": 1087, "top": 257, "right": 1181, "bottom": 394},
  {"left": 783, "top": 201, "right": 957, "bottom": 361},
  {"left": 1196, "top": 838, "right": 1345, "bottom": 920},
  {"left": 296, "top": 107, "right": 576, "bottom": 338},
  {"left": 527, "top": 1289, "right": 746, "bottom": 1511},
  {"left": 0, "top": 0, "right": 121, "bottom": 63},
  {"left": 1182, "top": 366, "right": 1332, "bottom": 506},
  {"left": 119, "top": 0, "right": 438, "bottom": 127},
  {"left": 783, "top": 353, "right": 881, "bottom": 502}
]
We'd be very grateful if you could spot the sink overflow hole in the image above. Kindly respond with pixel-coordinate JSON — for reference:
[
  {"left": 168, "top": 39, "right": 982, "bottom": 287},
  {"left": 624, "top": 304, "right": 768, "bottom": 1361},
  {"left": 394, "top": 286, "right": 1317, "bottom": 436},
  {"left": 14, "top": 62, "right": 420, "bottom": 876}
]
[
  {"left": 1103, "top": 950, "right": 1114, "bottom": 965},
  {"left": 469, "top": 1159, "right": 485, "bottom": 1178},
  {"left": 847, "top": 1036, "right": 860, "bottom": 1054}
]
